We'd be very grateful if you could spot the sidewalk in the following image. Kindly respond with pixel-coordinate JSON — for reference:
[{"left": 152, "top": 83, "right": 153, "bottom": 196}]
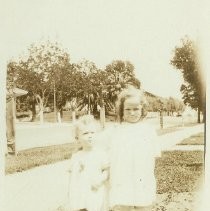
[
  {"left": 15, "top": 123, "right": 75, "bottom": 152},
  {"left": 4, "top": 124, "right": 204, "bottom": 211},
  {"left": 169, "top": 145, "right": 204, "bottom": 151},
  {"left": 5, "top": 160, "right": 70, "bottom": 211},
  {"left": 158, "top": 124, "right": 204, "bottom": 151}
]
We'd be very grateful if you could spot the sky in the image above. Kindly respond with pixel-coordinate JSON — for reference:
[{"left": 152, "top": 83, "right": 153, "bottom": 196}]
[{"left": 0, "top": 0, "right": 206, "bottom": 99}]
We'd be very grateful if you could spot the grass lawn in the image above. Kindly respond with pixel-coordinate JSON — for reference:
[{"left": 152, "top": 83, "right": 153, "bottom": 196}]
[
  {"left": 155, "top": 150, "right": 204, "bottom": 194},
  {"left": 5, "top": 143, "right": 76, "bottom": 174},
  {"left": 178, "top": 132, "right": 204, "bottom": 145},
  {"left": 152, "top": 150, "right": 204, "bottom": 211}
]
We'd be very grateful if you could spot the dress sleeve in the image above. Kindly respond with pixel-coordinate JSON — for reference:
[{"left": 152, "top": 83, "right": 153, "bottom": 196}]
[
  {"left": 91, "top": 151, "right": 110, "bottom": 187},
  {"left": 101, "top": 150, "right": 110, "bottom": 170}
]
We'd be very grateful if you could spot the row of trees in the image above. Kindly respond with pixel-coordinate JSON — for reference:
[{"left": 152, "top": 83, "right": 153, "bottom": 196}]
[
  {"left": 7, "top": 41, "right": 140, "bottom": 122},
  {"left": 171, "top": 37, "right": 205, "bottom": 123},
  {"left": 145, "top": 92, "right": 184, "bottom": 115},
  {"left": 8, "top": 37, "right": 202, "bottom": 123}
]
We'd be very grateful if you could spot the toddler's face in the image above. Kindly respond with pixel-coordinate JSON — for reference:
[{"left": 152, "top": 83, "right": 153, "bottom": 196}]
[
  {"left": 123, "top": 97, "right": 142, "bottom": 123},
  {"left": 79, "top": 126, "right": 96, "bottom": 149}
]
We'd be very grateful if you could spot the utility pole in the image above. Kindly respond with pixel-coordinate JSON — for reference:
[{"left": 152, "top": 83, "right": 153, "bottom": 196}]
[
  {"left": 88, "top": 94, "right": 90, "bottom": 115},
  {"left": 54, "top": 80, "right": 57, "bottom": 122},
  {"left": 158, "top": 100, "right": 163, "bottom": 129},
  {"left": 100, "top": 85, "right": 106, "bottom": 128},
  {"left": 160, "top": 109, "right": 163, "bottom": 129}
]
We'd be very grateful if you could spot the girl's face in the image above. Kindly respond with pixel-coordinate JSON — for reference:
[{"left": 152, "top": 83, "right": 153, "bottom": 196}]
[{"left": 123, "top": 97, "right": 142, "bottom": 123}]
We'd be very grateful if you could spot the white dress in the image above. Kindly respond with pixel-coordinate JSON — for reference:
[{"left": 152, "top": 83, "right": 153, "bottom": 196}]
[
  {"left": 109, "top": 122, "right": 161, "bottom": 207},
  {"left": 67, "top": 148, "right": 109, "bottom": 211}
]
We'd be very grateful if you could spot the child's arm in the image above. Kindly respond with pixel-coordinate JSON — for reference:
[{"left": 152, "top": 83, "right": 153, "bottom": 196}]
[
  {"left": 91, "top": 167, "right": 109, "bottom": 191},
  {"left": 101, "top": 167, "right": 110, "bottom": 182},
  {"left": 91, "top": 151, "right": 110, "bottom": 190},
  {"left": 100, "top": 152, "right": 110, "bottom": 182}
]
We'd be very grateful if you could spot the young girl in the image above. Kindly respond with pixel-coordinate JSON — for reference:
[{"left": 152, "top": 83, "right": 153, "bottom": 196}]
[
  {"left": 109, "top": 86, "right": 161, "bottom": 211},
  {"left": 67, "top": 114, "right": 109, "bottom": 211}
]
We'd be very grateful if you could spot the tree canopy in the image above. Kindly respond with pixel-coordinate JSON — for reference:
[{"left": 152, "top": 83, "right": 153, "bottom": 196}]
[
  {"left": 7, "top": 41, "right": 73, "bottom": 122},
  {"left": 170, "top": 37, "right": 205, "bottom": 122},
  {"left": 8, "top": 39, "right": 190, "bottom": 123}
]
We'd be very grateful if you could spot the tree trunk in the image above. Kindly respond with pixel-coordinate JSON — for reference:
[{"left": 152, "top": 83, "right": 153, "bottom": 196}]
[
  {"left": 160, "top": 110, "right": 163, "bottom": 129},
  {"left": 57, "top": 112, "right": 61, "bottom": 123},
  {"left": 202, "top": 113, "right": 205, "bottom": 123},
  {"left": 100, "top": 106, "right": 105, "bottom": 129},
  {"left": 31, "top": 101, "right": 36, "bottom": 122},
  {"left": 202, "top": 98, "right": 206, "bottom": 123},
  {"left": 40, "top": 110, "right": 44, "bottom": 124},
  {"left": 60, "top": 107, "right": 63, "bottom": 118},
  {"left": 202, "top": 108, "right": 206, "bottom": 123},
  {"left": 72, "top": 110, "right": 76, "bottom": 123},
  {"left": 197, "top": 107, "right": 200, "bottom": 123},
  {"left": 93, "top": 103, "right": 98, "bottom": 119},
  {"left": 88, "top": 94, "right": 90, "bottom": 114},
  {"left": 36, "top": 95, "right": 44, "bottom": 124}
]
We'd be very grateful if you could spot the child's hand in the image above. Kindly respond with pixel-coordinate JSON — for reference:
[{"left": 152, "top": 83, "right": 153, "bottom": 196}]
[
  {"left": 79, "top": 164, "right": 84, "bottom": 172},
  {"left": 91, "top": 184, "right": 100, "bottom": 191}
]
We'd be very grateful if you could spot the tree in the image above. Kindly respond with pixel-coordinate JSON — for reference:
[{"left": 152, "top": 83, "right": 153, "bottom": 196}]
[
  {"left": 171, "top": 37, "right": 205, "bottom": 123},
  {"left": 48, "top": 62, "right": 79, "bottom": 121},
  {"left": 7, "top": 60, "right": 38, "bottom": 121},
  {"left": 74, "top": 59, "right": 100, "bottom": 115},
  {"left": 105, "top": 60, "right": 137, "bottom": 87},
  {"left": 7, "top": 41, "right": 72, "bottom": 123},
  {"left": 165, "top": 97, "right": 184, "bottom": 116},
  {"left": 105, "top": 60, "right": 140, "bottom": 106},
  {"left": 74, "top": 59, "right": 117, "bottom": 122}
]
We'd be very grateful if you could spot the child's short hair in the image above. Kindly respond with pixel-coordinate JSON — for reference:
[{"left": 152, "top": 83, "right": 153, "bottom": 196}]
[
  {"left": 75, "top": 114, "right": 99, "bottom": 140},
  {"left": 116, "top": 86, "right": 147, "bottom": 122}
]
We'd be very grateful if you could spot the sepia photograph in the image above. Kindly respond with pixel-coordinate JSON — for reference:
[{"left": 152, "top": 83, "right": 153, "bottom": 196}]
[{"left": 0, "top": 0, "right": 208, "bottom": 210}]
